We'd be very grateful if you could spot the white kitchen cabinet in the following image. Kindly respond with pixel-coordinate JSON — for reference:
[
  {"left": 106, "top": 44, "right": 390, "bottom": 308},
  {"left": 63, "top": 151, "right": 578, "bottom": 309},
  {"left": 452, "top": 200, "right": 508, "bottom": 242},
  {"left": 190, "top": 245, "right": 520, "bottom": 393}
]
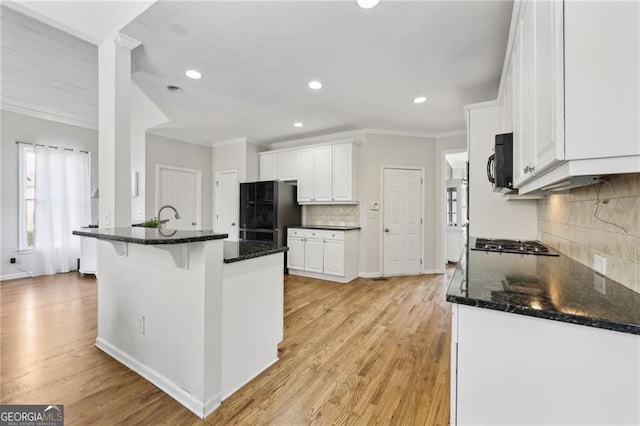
[
  {"left": 80, "top": 236, "right": 97, "bottom": 275},
  {"left": 287, "top": 228, "right": 359, "bottom": 283},
  {"left": 259, "top": 152, "right": 278, "bottom": 181},
  {"left": 256, "top": 142, "right": 357, "bottom": 204},
  {"left": 332, "top": 143, "right": 355, "bottom": 202},
  {"left": 451, "top": 304, "right": 640, "bottom": 425},
  {"left": 502, "top": 0, "right": 639, "bottom": 193},
  {"left": 297, "top": 149, "right": 314, "bottom": 201},
  {"left": 278, "top": 150, "right": 298, "bottom": 181},
  {"left": 312, "top": 146, "right": 332, "bottom": 201},
  {"left": 286, "top": 231, "right": 305, "bottom": 270},
  {"left": 303, "top": 230, "right": 324, "bottom": 273},
  {"left": 322, "top": 231, "right": 344, "bottom": 276},
  {"left": 259, "top": 150, "right": 298, "bottom": 181}
]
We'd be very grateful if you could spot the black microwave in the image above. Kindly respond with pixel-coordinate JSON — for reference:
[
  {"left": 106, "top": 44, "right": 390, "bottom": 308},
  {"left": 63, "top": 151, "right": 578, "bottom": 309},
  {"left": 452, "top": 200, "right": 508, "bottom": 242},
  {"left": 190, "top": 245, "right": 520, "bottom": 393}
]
[{"left": 487, "top": 132, "right": 515, "bottom": 193}]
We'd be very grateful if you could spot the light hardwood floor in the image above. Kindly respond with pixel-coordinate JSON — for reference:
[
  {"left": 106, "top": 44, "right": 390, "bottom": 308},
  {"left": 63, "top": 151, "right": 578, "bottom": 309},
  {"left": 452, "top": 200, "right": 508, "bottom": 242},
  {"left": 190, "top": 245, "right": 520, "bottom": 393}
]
[{"left": 1, "top": 269, "right": 453, "bottom": 425}]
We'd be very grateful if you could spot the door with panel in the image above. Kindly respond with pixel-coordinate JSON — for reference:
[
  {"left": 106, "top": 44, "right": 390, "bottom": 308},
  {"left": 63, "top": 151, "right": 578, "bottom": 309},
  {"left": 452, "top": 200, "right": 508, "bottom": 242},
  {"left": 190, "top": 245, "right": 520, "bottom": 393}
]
[
  {"left": 287, "top": 234, "right": 305, "bottom": 270},
  {"left": 297, "top": 149, "right": 314, "bottom": 202},
  {"left": 382, "top": 168, "right": 422, "bottom": 276},
  {"left": 323, "top": 236, "right": 345, "bottom": 276},
  {"left": 313, "top": 146, "right": 332, "bottom": 201},
  {"left": 215, "top": 170, "right": 239, "bottom": 240},
  {"left": 304, "top": 232, "right": 324, "bottom": 273},
  {"left": 157, "top": 165, "right": 201, "bottom": 230}
]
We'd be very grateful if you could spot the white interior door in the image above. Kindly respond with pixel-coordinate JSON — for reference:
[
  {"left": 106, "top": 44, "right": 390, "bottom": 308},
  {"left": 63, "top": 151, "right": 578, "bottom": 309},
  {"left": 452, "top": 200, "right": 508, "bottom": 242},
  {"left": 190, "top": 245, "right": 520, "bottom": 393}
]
[
  {"left": 215, "top": 170, "right": 239, "bottom": 240},
  {"left": 157, "top": 165, "right": 201, "bottom": 230},
  {"left": 383, "top": 168, "right": 422, "bottom": 276}
]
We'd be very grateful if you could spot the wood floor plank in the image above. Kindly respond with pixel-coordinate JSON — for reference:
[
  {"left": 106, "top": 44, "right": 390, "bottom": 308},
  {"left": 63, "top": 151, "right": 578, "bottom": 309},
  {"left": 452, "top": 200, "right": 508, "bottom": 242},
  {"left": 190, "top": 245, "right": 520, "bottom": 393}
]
[{"left": 1, "top": 268, "right": 453, "bottom": 425}]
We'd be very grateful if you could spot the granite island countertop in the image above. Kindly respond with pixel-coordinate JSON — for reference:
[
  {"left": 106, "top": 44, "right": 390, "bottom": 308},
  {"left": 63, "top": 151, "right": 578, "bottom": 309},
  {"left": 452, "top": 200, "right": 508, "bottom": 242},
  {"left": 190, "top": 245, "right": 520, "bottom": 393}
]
[
  {"left": 446, "top": 239, "right": 640, "bottom": 335},
  {"left": 73, "top": 227, "right": 228, "bottom": 245},
  {"left": 287, "top": 225, "right": 361, "bottom": 231},
  {"left": 223, "top": 241, "right": 288, "bottom": 263}
]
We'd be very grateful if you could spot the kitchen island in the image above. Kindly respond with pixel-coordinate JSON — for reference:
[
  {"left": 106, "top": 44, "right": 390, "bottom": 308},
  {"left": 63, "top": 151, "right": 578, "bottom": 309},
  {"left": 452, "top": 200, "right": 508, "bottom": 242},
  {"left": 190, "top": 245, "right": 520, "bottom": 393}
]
[
  {"left": 72, "top": 228, "right": 287, "bottom": 419},
  {"left": 446, "top": 240, "right": 640, "bottom": 425}
]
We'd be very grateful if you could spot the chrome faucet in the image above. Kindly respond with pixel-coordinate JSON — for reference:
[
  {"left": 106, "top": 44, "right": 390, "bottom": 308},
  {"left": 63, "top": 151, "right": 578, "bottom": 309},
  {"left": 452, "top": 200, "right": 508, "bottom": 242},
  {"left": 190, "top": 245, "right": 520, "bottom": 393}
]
[{"left": 157, "top": 205, "right": 181, "bottom": 227}]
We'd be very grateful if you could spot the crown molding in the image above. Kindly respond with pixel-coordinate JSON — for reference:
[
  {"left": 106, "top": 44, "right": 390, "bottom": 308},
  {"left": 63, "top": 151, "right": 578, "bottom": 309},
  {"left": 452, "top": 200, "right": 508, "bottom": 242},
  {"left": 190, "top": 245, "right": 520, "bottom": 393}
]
[
  {"left": 463, "top": 99, "right": 501, "bottom": 111},
  {"left": 211, "top": 137, "right": 247, "bottom": 148},
  {"left": 116, "top": 32, "right": 142, "bottom": 50},
  {"left": 435, "top": 129, "right": 467, "bottom": 138}
]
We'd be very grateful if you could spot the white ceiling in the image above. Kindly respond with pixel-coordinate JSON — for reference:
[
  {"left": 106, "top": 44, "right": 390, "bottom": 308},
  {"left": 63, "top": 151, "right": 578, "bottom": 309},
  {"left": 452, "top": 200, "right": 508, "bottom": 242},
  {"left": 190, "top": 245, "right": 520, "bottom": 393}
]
[
  {"left": 446, "top": 151, "right": 468, "bottom": 170},
  {"left": 122, "top": 0, "right": 513, "bottom": 146}
]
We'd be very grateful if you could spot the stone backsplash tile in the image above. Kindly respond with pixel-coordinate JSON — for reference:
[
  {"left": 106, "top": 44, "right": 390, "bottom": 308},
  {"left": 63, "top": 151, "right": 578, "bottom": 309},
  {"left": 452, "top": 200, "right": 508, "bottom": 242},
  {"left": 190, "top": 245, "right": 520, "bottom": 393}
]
[
  {"left": 303, "top": 204, "right": 359, "bottom": 226},
  {"left": 537, "top": 173, "right": 640, "bottom": 293}
]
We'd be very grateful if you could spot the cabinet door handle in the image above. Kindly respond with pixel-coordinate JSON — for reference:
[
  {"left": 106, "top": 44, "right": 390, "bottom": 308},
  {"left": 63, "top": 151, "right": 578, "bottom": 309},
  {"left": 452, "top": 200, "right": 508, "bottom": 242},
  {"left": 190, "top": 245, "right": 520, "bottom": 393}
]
[{"left": 231, "top": 222, "right": 236, "bottom": 226}]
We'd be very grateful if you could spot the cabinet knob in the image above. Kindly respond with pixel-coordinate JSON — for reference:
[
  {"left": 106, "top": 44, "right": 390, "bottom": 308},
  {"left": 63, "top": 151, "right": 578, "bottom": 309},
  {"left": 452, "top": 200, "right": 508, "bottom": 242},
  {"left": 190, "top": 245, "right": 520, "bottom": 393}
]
[
  {"left": 384, "top": 228, "right": 390, "bottom": 233},
  {"left": 231, "top": 222, "right": 236, "bottom": 226}
]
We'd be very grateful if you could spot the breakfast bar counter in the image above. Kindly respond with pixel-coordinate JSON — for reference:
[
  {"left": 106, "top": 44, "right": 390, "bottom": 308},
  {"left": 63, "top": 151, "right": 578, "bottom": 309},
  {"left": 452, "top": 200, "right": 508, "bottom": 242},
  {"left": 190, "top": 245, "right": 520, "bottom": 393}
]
[{"left": 73, "top": 227, "right": 286, "bottom": 419}]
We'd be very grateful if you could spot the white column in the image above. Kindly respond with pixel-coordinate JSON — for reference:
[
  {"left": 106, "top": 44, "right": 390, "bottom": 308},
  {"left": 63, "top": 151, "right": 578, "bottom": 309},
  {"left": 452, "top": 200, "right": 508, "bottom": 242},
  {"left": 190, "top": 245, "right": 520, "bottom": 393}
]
[{"left": 99, "top": 33, "right": 141, "bottom": 228}]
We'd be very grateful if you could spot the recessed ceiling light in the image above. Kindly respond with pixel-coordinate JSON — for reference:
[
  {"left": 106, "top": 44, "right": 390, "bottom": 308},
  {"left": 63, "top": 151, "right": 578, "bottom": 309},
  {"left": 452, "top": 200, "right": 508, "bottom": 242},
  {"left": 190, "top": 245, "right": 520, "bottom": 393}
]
[
  {"left": 166, "top": 85, "right": 183, "bottom": 93},
  {"left": 413, "top": 96, "right": 427, "bottom": 104},
  {"left": 294, "top": 122, "right": 304, "bottom": 128},
  {"left": 308, "top": 81, "right": 322, "bottom": 90},
  {"left": 357, "top": 0, "right": 380, "bottom": 10},
  {"left": 185, "top": 69, "right": 202, "bottom": 79}
]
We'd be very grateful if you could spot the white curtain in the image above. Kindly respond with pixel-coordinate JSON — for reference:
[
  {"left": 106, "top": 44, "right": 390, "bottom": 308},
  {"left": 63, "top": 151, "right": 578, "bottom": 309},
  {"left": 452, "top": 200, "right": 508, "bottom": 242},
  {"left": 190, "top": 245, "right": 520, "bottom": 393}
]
[{"left": 32, "top": 146, "right": 91, "bottom": 276}]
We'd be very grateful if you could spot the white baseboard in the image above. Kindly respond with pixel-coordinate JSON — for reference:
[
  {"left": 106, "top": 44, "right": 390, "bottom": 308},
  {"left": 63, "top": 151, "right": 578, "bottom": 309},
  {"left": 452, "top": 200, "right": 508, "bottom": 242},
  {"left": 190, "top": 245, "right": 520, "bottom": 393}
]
[
  {"left": 423, "top": 269, "right": 444, "bottom": 274},
  {"left": 95, "top": 337, "right": 220, "bottom": 419},
  {"left": 358, "top": 272, "right": 382, "bottom": 278},
  {"left": 288, "top": 269, "right": 355, "bottom": 283},
  {"left": 1, "top": 272, "right": 32, "bottom": 281}
]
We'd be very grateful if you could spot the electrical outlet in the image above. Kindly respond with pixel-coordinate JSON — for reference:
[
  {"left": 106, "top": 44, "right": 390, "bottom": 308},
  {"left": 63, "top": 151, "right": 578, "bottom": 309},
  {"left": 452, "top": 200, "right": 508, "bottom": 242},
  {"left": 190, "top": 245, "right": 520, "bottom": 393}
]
[
  {"left": 9, "top": 257, "right": 16, "bottom": 264},
  {"left": 594, "top": 254, "right": 606, "bottom": 276},
  {"left": 137, "top": 315, "right": 145, "bottom": 335}
]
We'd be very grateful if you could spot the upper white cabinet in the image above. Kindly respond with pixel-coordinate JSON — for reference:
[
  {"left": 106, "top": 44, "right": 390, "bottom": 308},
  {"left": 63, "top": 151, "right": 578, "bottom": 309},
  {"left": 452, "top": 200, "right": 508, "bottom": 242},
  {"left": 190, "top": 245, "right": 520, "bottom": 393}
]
[
  {"left": 259, "top": 152, "right": 278, "bottom": 181},
  {"left": 260, "top": 141, "right": 358, "bottom": 204},
  {"left": 258, "top": 150, "right": 299, "bottom": 181},
  {"left": 278, "top": 150, "right": 298, "bottom": 181},
  {"left": 332, "top": 143, "right": 354, "bottom": 202},
  {"left": 501, "top": 0, "right": 639, "bottom": 193}
]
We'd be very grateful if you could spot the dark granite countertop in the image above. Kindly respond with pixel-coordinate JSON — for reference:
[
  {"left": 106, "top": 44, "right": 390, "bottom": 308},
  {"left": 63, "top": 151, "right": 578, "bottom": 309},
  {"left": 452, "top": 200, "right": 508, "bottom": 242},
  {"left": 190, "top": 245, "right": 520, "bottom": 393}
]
[
  {"left": 73, "top": 227, "right": 228, "bottom": 245},
  {"left": 223, "top": 241, "right": 288, "bottom": 264},
  {"left": 446, "top": 238, "right": 640, "bottom": 335},
  {"left": 288, "top": 225, "right": 361, "bottom": 231}
]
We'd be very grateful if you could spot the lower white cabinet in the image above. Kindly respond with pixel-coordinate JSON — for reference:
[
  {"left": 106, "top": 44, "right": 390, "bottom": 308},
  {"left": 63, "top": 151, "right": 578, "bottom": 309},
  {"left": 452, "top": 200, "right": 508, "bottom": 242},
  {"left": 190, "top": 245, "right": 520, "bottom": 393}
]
[
  {"left": 287, "top": 228, "right": 359, "bottom": 283},
  {"left": 451, "top": 304, "right": 640, "bottom": 425},
  {"left": 80, "top": 236, "right": 97, "bottom": 275}
]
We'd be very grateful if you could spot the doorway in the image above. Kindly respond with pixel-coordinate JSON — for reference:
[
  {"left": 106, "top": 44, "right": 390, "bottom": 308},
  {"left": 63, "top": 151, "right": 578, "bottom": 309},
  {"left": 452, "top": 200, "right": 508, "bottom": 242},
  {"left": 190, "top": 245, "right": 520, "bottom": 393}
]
[
  {"left": 156, "top": 164, "right": 202, "bottom": 230},
  {"left": 381, "top": 167, "right": 424, "bottom": 276},
  {"left": 443, "top": 151, "right": 468, "bottom": 263},
  {"left": 215, "top": 170, "right": 239, "bottom": 241}
]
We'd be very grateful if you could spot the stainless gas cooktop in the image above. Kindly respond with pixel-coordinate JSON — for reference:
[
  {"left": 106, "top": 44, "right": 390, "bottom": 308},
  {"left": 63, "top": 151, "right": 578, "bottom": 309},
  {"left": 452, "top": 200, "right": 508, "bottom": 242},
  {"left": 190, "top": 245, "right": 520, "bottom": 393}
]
[{"left": 471, "top": 238, "right": 559, "bottom": 256}]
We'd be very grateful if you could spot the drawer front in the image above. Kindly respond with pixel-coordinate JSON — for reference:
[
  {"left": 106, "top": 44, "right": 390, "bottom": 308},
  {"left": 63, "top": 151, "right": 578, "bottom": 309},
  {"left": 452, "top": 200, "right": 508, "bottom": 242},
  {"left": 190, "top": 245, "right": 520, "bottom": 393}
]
[
  {"left": 323, "top": 230, "right": 345, "bottom": 241},
  {"left": 288, "top": 228, "right": 304, "bottom": 238},
  {"left": 304, "top": 229, "right": 323, "bottom": 239}
]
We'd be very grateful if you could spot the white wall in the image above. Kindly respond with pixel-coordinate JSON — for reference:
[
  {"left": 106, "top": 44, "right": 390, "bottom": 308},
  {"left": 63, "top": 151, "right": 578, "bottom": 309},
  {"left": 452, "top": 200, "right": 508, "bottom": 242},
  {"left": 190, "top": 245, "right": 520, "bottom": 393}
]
[
  {"left": 212, "top": 141, "right": 247, "bottom": 183},
  {"left": 145, "top": 133, "right": 213, "bottom": 229},
  {"left": 1, "top": 111, "right": 99, "bottom": 280},
  {"left": 467, "top": 104, "right": 537, "bottom": 239},
  {"left": 130, "top": 82, "right": 169, "bottom": 223},
  {"left": 435, "top": 134, "right": 468, "bottom": 267},
  {"left": 357, "top": 133, "right": 439, "bottom": 274}
]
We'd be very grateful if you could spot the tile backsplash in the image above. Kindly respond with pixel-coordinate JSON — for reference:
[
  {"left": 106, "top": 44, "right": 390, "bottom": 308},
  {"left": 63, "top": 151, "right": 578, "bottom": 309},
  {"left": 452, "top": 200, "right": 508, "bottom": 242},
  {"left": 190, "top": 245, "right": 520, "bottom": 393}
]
[
  {"left": 537, "top": 174, "right": 640, "bottom": 293},
  {"left": 304, "top": 204, "right": 359, "bottom": 226}
]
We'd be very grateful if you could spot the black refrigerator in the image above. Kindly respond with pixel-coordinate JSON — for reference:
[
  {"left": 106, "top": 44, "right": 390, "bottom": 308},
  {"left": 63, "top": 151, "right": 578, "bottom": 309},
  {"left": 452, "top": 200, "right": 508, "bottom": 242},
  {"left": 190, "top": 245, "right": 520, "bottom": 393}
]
[{"left": 239, "top": 181, "right": 301, "bottom": 247}]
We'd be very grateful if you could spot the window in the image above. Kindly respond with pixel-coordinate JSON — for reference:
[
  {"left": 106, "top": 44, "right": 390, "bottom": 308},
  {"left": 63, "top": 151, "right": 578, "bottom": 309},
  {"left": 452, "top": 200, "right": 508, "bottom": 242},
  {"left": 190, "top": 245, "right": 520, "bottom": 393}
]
[
  {"left": 19, "top": 145, "right": 35, "bottom": 250},
  {"left": 446, "top": 186, "right": 457, "bottom": 227}
]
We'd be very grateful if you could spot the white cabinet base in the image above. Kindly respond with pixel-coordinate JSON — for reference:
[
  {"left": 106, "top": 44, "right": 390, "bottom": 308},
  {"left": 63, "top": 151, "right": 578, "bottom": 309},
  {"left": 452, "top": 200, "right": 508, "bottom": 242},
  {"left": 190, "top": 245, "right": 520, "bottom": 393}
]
[
  {"left": 288, "top": 268, "right": 357, "bottom": 284},
  {"left": 452, "top": 304, "right": 640, "bottom": 425}
]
